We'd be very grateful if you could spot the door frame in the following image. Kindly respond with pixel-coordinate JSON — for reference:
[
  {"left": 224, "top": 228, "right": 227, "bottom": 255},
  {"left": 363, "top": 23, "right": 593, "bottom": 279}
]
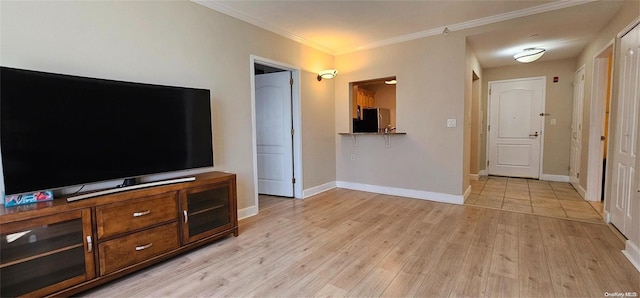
[
  {"left": 586, "top": 40, "right": 615, "bottom": 203},
  {"left": 486, "top": 77, "right": 546, "bottom": 179},
  {"left": 470, "top": 71, "right": 482, "bottom": 179},
  {"left": 250, "top": 55, "right": 303, "bottom": 210}
]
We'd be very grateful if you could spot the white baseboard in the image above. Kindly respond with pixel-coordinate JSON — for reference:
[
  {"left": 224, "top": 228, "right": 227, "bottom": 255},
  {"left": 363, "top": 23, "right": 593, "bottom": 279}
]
[
  {"left": 576, "top": 185, "right": 586, "bottom": 199},
  {"left": 463, "top": 185, "right": 472, "bottom": 202},
  {"left": 303, "top": 181, "right": 337, "bottom": 198},
  {"left": 238, "top": 205, "right": 258, "bottom": 220},
  {"left": 540, "top": 174, "right": 570, "bottom": 182},
  {"left": 622, "top": 240, "right": 640, "bottom": 273},
  {"left": 336, "top": 181, "right": 464, "bottom": 205},
  {"left": 470, "top": 171, "right": 488, "bottom": 180}
]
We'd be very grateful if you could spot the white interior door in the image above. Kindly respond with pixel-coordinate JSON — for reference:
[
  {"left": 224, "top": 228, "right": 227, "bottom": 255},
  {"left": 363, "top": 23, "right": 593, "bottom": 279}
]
[
  {"left": 570, "top": 67, "right": 585, "bottom": 188},
  {"left": 488, "top": 77, "right": 545, "bottom": 178},
  {"left": 256, "top": 71, "right": 294, "bottom": 197},
  {"left": 610, "top": 24, "right": 639, "bottom": 236}
]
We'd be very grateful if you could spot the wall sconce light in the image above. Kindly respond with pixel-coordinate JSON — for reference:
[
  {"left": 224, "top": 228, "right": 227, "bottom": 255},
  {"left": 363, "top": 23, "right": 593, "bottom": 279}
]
[
  {"left": 384, "top": 79, "right": 397, "bottom": 85},
  {"left": 317, "top": 69, "right": 337, "bottom": 81},
  {"left": 514, "top": 48, "right": 546, "bottom": 63}
]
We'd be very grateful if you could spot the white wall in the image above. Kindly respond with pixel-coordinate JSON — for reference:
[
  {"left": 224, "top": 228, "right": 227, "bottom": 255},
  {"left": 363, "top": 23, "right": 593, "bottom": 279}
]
[
  {"left": 0, "top": 1, "right": 336, "bottom": 212},
  {"left": 335, "top": 33, "right": 467, "bottom": 200}
]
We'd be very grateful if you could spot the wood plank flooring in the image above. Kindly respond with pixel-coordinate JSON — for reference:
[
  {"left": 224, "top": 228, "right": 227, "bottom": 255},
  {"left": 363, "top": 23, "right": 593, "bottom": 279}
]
[
  {"left": 257, "top": 194, "right": 292, "bottom": 211},
  {"left": 82, "top": 188, "right": 639, "bottom": 297}
]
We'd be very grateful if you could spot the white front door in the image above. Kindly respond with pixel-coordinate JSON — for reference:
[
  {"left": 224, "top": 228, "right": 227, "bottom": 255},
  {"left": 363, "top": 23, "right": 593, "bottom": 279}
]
[
  {"left": 256, "top": 71, "right": 294, "bottom": 197},
  {"left": 610, "top": 23, "right": 639, "bottom": 236},
  {"left": 488, "top": 77, "right": 545, "bottom": 178},
  {"left": 570, "top": 67, "right": 585, "bottom": 188}
]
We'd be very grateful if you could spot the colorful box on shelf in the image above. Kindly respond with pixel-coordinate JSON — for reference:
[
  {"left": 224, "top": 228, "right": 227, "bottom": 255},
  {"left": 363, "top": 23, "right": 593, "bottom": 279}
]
[{"left": 4, "top": 191, "right": 54, "bottom": 207}]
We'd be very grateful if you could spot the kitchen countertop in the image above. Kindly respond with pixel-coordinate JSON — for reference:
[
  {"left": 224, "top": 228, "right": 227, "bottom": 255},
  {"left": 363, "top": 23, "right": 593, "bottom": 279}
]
[{"left": 338, "top": 132, "right": 407, "bottom": 135}]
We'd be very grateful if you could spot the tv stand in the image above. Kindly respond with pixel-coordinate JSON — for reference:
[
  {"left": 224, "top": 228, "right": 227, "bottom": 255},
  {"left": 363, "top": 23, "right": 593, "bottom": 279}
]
[
  {"left": 67, "top": 177, "right": 196, "bottom": 202},
  {"left": 0, "top": 171, "right": 237, "bottom": 297}
]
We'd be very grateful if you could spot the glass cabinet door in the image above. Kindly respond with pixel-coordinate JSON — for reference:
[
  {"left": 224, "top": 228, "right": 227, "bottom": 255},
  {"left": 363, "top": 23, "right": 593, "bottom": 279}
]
[
  {"left": 181, "top": 182, "right": 234, "bottom": 244},
  {"left": 0, "top": 209, "right": 94, "bottom": 297}
]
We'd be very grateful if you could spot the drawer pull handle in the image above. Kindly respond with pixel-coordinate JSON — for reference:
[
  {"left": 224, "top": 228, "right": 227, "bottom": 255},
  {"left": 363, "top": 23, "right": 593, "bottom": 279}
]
[
  {"left": 183, "top": 210, "right": 188, "bottom": 223},
  {"left": 135, "top": 243, "right": 153, "bottom": 251},
  {"left": 133, "top": 210, "right": 151, "bottom": 217},
  {"left": 87, "top": 236, "right": 93, "bottom": 253}
]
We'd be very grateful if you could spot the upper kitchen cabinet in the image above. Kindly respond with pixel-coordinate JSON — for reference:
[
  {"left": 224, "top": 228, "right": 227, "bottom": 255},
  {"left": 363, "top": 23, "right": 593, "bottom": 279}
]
[{"left": 353, "top": 88, "right": 376, "bottom": 115}]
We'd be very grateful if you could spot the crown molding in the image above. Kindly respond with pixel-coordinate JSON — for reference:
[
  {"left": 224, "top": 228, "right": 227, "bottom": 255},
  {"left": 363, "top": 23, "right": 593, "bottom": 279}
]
[
  {"left": 340, "top": 0, "right": 596, "bottom": 55},
  {"left": 193, "top": 0, "right": 595, "bottom": 56},
  {"left": 192, "top": 0, "right": 335, "bottom": 55}
]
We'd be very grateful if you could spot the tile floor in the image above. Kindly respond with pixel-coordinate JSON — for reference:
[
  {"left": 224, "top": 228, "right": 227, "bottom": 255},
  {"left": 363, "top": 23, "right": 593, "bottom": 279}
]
[{"left": 466, "top": 176, "right": 604, "bottom": 223}]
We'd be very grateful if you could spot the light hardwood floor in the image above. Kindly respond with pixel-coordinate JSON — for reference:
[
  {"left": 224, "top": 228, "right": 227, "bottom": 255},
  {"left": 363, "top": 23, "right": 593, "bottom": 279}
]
[
  {"left": 83, "top": 188, "right": 639, "bottom": 297},
  {"left": 258, "top": 194, "right": 292, "bottom": 211}
]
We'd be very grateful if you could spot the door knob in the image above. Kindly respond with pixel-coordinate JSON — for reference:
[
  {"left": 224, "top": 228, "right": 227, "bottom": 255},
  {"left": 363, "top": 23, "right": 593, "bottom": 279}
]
[{"left": 529, "top": 132, "right": 539, "bottom": 137}]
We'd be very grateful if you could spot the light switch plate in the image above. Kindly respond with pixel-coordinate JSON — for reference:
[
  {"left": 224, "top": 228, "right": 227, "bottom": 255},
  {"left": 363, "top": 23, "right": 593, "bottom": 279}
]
[
  {"left": 550, "top": 118, "right": 557, "bottom": 125},
  {"left": 447, "top": 119, "right": 457, "bottom": 128}
]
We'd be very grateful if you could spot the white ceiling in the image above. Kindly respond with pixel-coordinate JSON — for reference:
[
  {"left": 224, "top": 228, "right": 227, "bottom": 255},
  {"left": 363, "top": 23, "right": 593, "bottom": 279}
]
[{"left": 195, "top": 0, "right": 624, "bottom": 68}]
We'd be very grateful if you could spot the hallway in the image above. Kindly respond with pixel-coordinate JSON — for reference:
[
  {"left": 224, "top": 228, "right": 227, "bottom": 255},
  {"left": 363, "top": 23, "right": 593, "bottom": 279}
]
[{"left": 466, "top": 177, "right": 604, "bottom": 224}]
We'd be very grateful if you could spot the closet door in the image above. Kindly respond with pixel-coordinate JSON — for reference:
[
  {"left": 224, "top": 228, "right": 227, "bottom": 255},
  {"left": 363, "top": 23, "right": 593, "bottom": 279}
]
[{"left": 610, "top": 23, "right": 639, "bottom": 236}]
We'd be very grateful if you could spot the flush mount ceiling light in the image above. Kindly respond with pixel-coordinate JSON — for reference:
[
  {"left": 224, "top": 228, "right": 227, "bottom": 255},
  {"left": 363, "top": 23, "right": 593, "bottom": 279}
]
[
  {"left": 514, "top": 48, "right": 546, "bottom": 63},
  {"left": 385, "top": 79, "right": 397, "bottom": 85},
  {"left": 317, "top": 69, "right": 337, "bottom": 81}
]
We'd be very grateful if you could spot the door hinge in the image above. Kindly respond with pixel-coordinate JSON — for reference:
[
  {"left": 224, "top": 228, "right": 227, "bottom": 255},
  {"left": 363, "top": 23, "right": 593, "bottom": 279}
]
[
  {"left": 290, "top": 78, "right": 294, "bottom": 85},
  {"left": 489, "top": 89, "right": 491, "bottom": 95},
  {"left": 487, "top": 160, "right": 490, "bottom": 166},
  {"left": 581, "top": 74, "right": 584, "bottom": 81},
  {"left": 292, "top": 178, "right": 296, "bottom": 184},
  {"left": 577, "top": 173, "right": 580, "bottom": 178},
  {"left": 488, "top": 125, "right": 490, "bottom": 131},
  {"left": 291, "top": 128, "right": 295, "bottom": 136}
]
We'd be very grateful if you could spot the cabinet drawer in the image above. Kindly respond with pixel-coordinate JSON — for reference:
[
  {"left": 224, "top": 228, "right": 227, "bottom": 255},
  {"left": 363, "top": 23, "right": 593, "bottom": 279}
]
[
  {"left": 96, "top": 192, "right": 178, "bottom": 239},
  {"left": 98, "top": 222, "right": 179, "bottom": 275}
]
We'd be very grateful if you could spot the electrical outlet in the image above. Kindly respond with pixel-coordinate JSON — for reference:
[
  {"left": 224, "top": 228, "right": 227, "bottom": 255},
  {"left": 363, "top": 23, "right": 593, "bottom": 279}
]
[
  {"left": 350, "top": 154, "right": 356, "bottom": 161},
  {"left": 550, "top": 118, "right": 557, "bottom": 125}
]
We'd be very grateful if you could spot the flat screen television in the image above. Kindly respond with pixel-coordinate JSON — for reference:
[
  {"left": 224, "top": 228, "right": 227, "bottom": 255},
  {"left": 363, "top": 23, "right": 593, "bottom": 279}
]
[{"left": 1, "top": 66, "right": 214, "bottom": 196}]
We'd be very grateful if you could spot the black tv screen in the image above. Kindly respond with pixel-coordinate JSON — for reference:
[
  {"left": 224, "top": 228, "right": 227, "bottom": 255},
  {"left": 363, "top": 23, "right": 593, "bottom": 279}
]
[{"left": 1, "top": 67, "right": 214, "bottom": 195}]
